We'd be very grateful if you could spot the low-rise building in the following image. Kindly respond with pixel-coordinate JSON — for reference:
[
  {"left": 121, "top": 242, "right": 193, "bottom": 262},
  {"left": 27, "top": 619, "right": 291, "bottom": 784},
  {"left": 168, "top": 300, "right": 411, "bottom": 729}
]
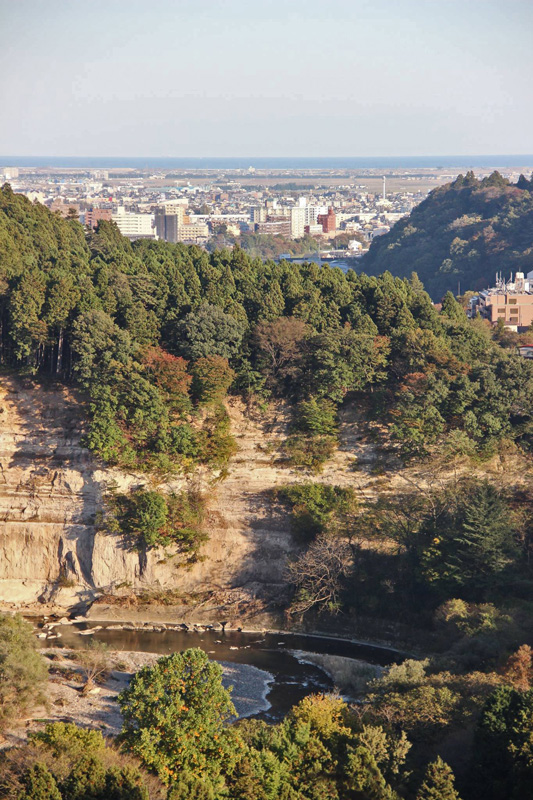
[
  {"left": 84, "top": 208, "right": 112, "bottom": 228},
  {"left": 256, "top": 218, "right": 291, "bottom": 237},
  {"left": 476, "top": 273, "right": 533, "bottom": 332},
  {"left": 304, "top": 223, "right": 324, "bottom": 236}
]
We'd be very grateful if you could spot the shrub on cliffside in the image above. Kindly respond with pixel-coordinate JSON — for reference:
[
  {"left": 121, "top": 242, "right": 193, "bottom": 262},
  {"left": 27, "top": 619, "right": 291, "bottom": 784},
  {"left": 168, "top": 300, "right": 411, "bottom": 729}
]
[
  {"left": 105, "top": 487, "right": 208, "bottom": 557},
  {"left": 0, "top": 613, "right": 47, "bottom": 726},
  {"left": 276, "top": 482, "right": 357, "bottom": 541}
]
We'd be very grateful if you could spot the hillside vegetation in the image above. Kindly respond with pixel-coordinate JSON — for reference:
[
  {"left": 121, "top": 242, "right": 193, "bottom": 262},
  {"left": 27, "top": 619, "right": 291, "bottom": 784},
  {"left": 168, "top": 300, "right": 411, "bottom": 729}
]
[
  {"left": 1, "top": 183, "right": 533, "bottom": 475},
  {"left": 363, "top": 171, "right": 533, "bottom": 299}
]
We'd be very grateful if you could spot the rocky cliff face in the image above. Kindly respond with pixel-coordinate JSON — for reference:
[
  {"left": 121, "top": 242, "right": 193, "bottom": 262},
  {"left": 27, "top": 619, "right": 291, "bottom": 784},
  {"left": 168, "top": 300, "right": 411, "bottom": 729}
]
[
  {"left": 0, "top": 375, "right": 517, "bottom": 611},
  {"left": 0, "top": 375, "right": 387, "bottom": 610},
  {"left": 0, "top": 377, "right": 305, "bottom": 608}
]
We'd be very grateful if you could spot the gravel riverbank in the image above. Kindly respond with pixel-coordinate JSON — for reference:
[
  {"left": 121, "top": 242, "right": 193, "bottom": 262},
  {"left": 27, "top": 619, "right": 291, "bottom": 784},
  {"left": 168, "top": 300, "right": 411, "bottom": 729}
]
[{"left": 3, "top": 648, "right": 274, "bottom": 748}]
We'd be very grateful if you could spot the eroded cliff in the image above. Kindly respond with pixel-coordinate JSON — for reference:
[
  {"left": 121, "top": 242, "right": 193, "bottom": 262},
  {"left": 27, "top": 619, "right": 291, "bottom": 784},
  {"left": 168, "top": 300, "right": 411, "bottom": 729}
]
[{"left": 0, "top": 375, "right": 522, "bottom": 612}]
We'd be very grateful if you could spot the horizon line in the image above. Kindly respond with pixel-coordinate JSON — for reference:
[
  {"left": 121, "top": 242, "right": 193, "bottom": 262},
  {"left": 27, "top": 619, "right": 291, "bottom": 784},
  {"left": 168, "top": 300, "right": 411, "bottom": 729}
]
[{"left": 2, "top": 153, "right": 533, "bottom": 160}]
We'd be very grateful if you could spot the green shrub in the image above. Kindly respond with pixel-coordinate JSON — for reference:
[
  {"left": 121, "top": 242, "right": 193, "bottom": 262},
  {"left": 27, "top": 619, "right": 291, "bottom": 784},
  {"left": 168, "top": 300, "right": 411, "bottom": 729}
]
[
  {"left": 294, "top": 397, "right": 338, "bottom": 437},
  {"left": 18, "top": 763, "right": 62, "bottom": 800},
  {"left": 0, "top": 613, "right": 47, "bottom": 726},
  {"left": 191, "top": 356, "right": 235, "bottom": 404},
  {"left": 283, "top": 397, "right": 339, "bottom": 472},
  {"left": 198, "top": 403, "right": 237, "bottom": 467},
  {"left": 277, "top": 482, "right": 357, "bottom": 541},
  {"left": 283, "top": 433, "right": 337, "bottom": 473},
  {"left": 107, "top": 487, "right": 208, "bottom": 555},
  {"left": 21, "top": 723, "right": 153, "bottom": 800}
]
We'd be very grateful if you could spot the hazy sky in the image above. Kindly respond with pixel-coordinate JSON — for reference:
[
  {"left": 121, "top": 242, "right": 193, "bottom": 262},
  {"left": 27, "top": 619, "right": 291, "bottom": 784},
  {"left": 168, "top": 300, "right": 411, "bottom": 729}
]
[{"left": 1, "top": 0, "right": 532, "bottom": 157}]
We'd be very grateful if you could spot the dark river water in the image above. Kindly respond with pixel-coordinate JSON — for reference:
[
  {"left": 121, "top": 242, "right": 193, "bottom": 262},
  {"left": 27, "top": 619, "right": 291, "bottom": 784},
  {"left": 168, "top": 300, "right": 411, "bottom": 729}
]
[{"left": 44, "top": 623, "right": 401, "bottom": 721}]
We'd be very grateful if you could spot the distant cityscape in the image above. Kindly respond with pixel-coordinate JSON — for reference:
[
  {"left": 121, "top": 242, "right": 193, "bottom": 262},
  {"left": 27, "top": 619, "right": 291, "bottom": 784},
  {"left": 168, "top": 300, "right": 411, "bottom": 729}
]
[{"left": 1, "top": 164, "right": 530, "bottom": 259}]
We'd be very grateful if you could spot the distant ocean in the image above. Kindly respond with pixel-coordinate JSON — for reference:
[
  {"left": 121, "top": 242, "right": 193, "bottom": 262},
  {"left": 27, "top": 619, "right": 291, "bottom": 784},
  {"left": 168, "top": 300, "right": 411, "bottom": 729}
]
[{"left": 2, "top": 155, "right": 533, "bottom": 170}]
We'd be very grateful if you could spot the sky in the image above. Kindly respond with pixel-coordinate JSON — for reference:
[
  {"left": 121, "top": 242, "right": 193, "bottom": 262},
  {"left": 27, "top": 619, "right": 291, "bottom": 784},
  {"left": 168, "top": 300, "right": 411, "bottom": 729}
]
[{"left": 1, "top": 0, "right": 532, "bottom": 158}]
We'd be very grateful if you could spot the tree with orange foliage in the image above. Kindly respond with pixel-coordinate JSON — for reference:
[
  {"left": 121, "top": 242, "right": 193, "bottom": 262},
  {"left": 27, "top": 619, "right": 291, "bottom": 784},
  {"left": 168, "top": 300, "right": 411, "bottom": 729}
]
[
  {"left": 142, "top": 346, "right": 192, "bottom": 414},
  {"left": 502, "top": 645, "right": 533, "bottom": 692}
]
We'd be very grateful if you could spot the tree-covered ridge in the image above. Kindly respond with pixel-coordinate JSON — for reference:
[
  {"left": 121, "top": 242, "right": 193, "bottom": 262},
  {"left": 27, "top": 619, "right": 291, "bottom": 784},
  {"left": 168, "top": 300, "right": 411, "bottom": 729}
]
[
  {"left": 1, "top": 183, "right": 533, "bottom": 472},
  {"left": 362, "top": 171, "right": 533, "bottom": 300}
]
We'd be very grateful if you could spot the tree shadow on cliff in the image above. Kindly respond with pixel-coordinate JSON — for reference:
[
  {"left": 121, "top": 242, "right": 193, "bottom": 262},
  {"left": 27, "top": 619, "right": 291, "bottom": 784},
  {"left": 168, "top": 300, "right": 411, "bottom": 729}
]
[{"left": 217, "top": 487, "right": 297, "bottom": 609}]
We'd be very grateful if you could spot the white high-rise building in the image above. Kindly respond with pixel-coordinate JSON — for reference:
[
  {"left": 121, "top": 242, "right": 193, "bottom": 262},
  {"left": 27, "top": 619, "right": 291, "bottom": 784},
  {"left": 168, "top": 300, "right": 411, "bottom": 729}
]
[
  {"left": 112, "top": 208, "right": 156, "bottom": 239},
  {"left": 304, "top": 206, "right": 319, "bottom": 226},
  {"left": 290, "top": 207, "right": 306, "bottom": 238}
]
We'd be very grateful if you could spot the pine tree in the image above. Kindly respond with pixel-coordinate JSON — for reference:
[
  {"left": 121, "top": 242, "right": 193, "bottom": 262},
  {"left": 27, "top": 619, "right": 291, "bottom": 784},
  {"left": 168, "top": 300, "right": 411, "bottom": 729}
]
[
  {"left": 416, "top": 757, "right": 461, "bottom": 800},
  {"left": 453, "top": 482, "right": 516, "bottom": 583},
  {"left": 18, "top": 763, "right": 62, "bottom": 800},
  {"left": 441, "top": 291, "right": 465, "bottom": 322}
]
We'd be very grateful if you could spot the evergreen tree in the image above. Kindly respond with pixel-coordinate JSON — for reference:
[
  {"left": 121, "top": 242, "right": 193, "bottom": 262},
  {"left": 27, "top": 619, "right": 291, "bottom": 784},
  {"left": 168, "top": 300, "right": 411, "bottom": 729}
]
[
  {"left": 421, "top": 481, "right": 518, "bottom": 595},
  {"left": 18, "top": 763, "right": 62, "bottom": 800},
  {"left": 0, "top": 614, "right": 47, "bottom": 725},
  {"left": 416, "top": 757, "right": 461, "bottom": 800},
  {"left": 441, "top": 291, "right": 465, "bottom": 322},
  {"left": 60, "top": 755, "right": 106, "bottom": 799}
]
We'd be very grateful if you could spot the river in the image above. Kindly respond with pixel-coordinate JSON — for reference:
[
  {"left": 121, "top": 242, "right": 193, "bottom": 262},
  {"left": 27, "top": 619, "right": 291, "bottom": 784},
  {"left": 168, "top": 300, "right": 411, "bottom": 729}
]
[{"left": 42, "top": 622, "right": 401, "bottom": 721}]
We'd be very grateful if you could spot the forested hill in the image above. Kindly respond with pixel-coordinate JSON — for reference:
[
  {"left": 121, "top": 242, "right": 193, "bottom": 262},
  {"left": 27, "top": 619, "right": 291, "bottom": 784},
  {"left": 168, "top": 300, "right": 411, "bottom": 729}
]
[
  {"left": 362, "top": 171, "right": 533, "bottom": 300},
  {"left": 1, "top": 182, "right": 533, "bottom": 473}
]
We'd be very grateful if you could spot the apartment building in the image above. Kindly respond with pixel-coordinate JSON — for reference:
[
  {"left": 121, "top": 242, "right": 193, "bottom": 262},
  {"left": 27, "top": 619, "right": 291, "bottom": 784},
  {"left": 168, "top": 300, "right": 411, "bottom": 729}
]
[
  {"left": 290, "top": 206, "right": 306, "bottom": 238},
  {"left": 176, "top": 223, "right": 209, "bottom": 243},
  {"left": 256, "top": 218, "right": 291, "bottom": 237},
  {"left": 112, "top": 208, "right": 155, "bottom": 239},
  {"left": 317, "top": 207, "right": 336, "bottom": 234},
  {"left": 84, "top": 208, "right": 112, "bottom": 229}
]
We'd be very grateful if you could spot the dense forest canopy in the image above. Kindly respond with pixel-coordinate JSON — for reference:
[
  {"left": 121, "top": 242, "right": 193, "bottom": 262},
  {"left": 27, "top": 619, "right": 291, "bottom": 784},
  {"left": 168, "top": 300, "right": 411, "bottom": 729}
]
[
  {"left": 362, "top": 171, "right": 533, "bottom": 300},
  {"left": 1, "top": 183, "right": 533, "bottom": 473}
]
